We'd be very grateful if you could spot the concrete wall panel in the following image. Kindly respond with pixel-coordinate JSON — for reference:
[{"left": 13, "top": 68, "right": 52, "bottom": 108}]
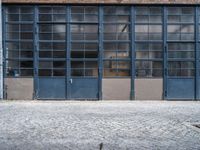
[
  {"left": 135, "top": 78, "right": 163, "bottom": 100},
  {"left": 102, "top": 78, "right": 131, "bottom": 100},
  {"left": 5, "top": 78, "right": 34, "bottom": 100}
]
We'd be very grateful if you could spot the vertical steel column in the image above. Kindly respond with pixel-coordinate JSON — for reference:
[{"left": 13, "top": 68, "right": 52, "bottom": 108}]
[
  {"left": 195, "top": 6, "right": 199, "bottom": 100},
  {"left": 0, "top": 1, "right": 3, "bottom": 99},
  {"left": 98, "top": 6, "right": 103, "bottom": 100},
  {"left": 163, "top": 6, "right": 168, "bottom": 100},
  {"left": 33, "top": 6, "right": 39, "bottom": 99},
  {"left": 130, "top": 6, "right": 135, "bottom": 100},
  {"left": 66, "top": 5, "right": 71, "bottom": 100}
]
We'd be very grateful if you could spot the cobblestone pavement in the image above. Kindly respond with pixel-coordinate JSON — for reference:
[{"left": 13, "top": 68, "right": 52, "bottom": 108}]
[{"left": 0, "top": 101, "right": 200, "bottom": 150}]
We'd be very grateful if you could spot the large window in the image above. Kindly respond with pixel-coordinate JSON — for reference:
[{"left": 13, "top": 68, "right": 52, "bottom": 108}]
[
  {"left": 70, "top": 6, "right": 98, "bottom": 77},
  {"left": 167, "top": 7, "right": 195, "bottom": 77},
  {"left": 38, "top": 6, "right": 66, "bottom": 77},
  {"left": 135, "top": 7, "right": 163, "bottom": 77},
  {"left": 3, "top": 5, "right": 199, "bottom": 79},
  {"left": 5, "top": 6, "right": 34, "bottom": 77},
  {"left": 103, "top": 6, "right": 131, "bottom": 77}
]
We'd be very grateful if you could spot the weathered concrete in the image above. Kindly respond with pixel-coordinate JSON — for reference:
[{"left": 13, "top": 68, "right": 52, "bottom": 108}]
[
  {"left": 0, "top": 101, "right": 200, "bottom": 150},
  {"left": 2, "top": 0, "right": 200, "bottom": 4},
  {"left": 135, "top": 78, "right": 163, "bottom": 100},
  {"left": 5, "top": 78, "right": 34, "bottom": 100},
  {"left": 102, "top": 78, "right": 131, "bottom": 100}
]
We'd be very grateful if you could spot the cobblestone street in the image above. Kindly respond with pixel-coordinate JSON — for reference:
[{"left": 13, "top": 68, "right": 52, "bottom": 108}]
[{"left": 0, "top": 101, "right": 200, "bottom": 150}]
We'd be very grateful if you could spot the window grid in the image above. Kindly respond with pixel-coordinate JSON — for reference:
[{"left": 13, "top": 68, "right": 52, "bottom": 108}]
[
  {"left": 70, "top": 6, "right": 99, "bottom": 77},
  {"left": 5, "top": 6, "right": 34, "bottom": 77},
  {"left": 103, "top": 6, "right": 131, "bottom": 77},
  {"left": 38, "top": 6, "right": 67, "bottom": 77},
  {"left": 167, "top": 7, "right": 195, "bottom": 77},
  {"left": 3, "top": 5, "right": 199, "bottom": 78},
  {"left": 135, "top": 6, "right": 163, "bottom": 78}
]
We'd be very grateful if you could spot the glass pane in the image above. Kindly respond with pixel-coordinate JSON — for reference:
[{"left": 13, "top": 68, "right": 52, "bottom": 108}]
[
  {"left": 71, "top": 69, "right": 84, "bottom": 76},
  {"left": 53, "top": 69, "right": 65, "bottom": 76},
  {"left": 7, "top": 14, "right": 19, "bottom": 21},
  {"left": 20, "top": 69, "right": 33, "bottom": 76},
  {"left": 21, "top": 14, "right": 33, "bottom": 21},
  {"left": 136, "top": 15, "right": 148, "bottom": 23},
  {"left": 20, "top": 61, "right": 33, "bottom": 68},
  {"left": 71, "top": 61, "right": 84, "bottom": 68},
  {"left": 39, "top": 7, "right": 52, "bottom": 13},
  {"left": 39, "top": 14, "right": 52, "bottom": 22},
  {"left": 39, "top": 61, "right": 52, "bottom": 69},
  {"left": 21, "top": 51, "right": 33, "bottom": 58},
  {"left": 53, "top": 61, "right": 65, "bottom": 68},
  {"left": 53, "top": 14, "right": 66, "bottom": 22},
  {"left": 39, "top": 69, "right": 52, "bottom": 76}
]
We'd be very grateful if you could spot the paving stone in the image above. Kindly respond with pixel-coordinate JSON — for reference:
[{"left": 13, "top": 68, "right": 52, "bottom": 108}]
[{"left": 0, "top": 101, "right": 200, "bottom": 150}]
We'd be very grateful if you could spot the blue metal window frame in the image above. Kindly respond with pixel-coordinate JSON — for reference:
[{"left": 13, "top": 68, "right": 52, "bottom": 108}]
[
  {"left": 134, "top": 6, "right": 164, "bottom": 78},
  {"left": 166, "top": 6, "right": 195, "bottom": 79},
  {"left": 195, "top": 6, "right": 200, "bottom": 100},
  {"left": 2, "top": 4, "right": 200, "bottom": 100},
  {"left": 4, "top": 5, "right": 35, "bottom": 78},
  {"left": 165, "top": 6, "right": 196, "bottom": 100},
  {"left": 70, "top": 6, "right": 99, "bottom": 78},
  {"left": 102, "top": 6, "right": 131, "bottom": 78}
]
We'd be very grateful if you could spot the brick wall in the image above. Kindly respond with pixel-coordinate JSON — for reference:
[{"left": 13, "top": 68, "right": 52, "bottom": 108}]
[{"left": 2, "top": 0, "right": 200, "bottom": 4}]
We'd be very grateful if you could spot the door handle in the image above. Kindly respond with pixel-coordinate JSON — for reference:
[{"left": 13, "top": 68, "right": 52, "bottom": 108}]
[{"left": 69, "top": 79, "right": 73, "bottom": 84}]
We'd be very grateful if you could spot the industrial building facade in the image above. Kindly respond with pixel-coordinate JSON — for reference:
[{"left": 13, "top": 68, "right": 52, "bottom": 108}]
[{"left": 1, "top": 0, "right": 200, "bottom": 100}]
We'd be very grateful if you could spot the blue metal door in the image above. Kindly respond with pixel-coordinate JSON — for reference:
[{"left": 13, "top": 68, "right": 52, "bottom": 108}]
[
  {"left": 164, "top": 7, "right": 195, "bottom": 100},
  {"left": 69, "top": 6, "right": 99, "bottom": 100},
  {"left": 36, "top": 6, "right": 67, "bottom": 99},
  {"left": 38, "top": 77, "right": 66, "bottom": 99},
  {"left": 69, "top": 78, "right": 98, "bottom": 100}
]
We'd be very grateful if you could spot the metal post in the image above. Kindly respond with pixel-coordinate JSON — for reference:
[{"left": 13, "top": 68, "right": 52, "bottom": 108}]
[
  {"left": 195, "top": 6, "right": 199, "bottom": 100},
  {"left": 33, "top": 6, "right": 39, "bottom": 99},
  {"left": 98, "top": 6, "right": 103, "bottom": 100},
  {"left": 66, "top": 6, "right": 71, "bottom": 100},
  {"left": 163, "top": 6, "right": 168, "bottom": 100},
  {"left": 130, "top": 6, "right": 135, "bottom": 100},
  {"left": 0, "top": 0, "right": 3, "bottom": 99}
]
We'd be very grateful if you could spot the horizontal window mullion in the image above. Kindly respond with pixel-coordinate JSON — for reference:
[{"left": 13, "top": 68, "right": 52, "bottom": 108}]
[
  {"left": 38, "top": 58, "right": 66, "bottom": 60},
  {"left": 71, "top": 32, "right": 98, "bottom": 34},
  {"left": 104, "top": 22, "right": 130, "bottom": 24},
  {"left": 135, "top": 58, "right": 163, "bottom": 61},
  {"left": 5, "top": 39, "right": 34, "bottom": 42},
  {"left": 38, "top": 40, "right": 65, "bottom": 42},
  {"left": 70, "top": 22, "right": 98, "bottom": 24},
  {"left": 135, "top": 22, "right": 163, "bottom": 25},
  {"left": 71, "top": 13, "right": 98, "bottom": 15},
  {"left": 167, "top": 76, "right": 195, "bottom": 79},
  {"left": 168, "top": 59, "right": 195, "bottom": 61},
  {"left": 6, "top": 21, "right": 34, "bottom": 24},
  {"left": 6, "top": 58, "right": 33, "bottom": 60},
  {"left": 71, "top": 59, "right": 98, "bottom": 61},
  {"left": 37, "top": 22, "right": 67, "bottom": 24},
  {"left": 39, "top": 13, "right": 66, "bottom": 15},
  {"left": 167, "top": 22, "right": 194, "bottom": 24},
  {"left": 6, "top": 30, "right": 33, "bottom": 33},
  {"left": 103, "top": 40, "right": 130, "bottom": 43},
  {"left": 167, "top": 40, "right": 195, "bottom": 43},
  {"left": 70, "top": 41, "right": 98, "bottom": 43},
  {"left": 103, "top": 58, "right": 130, "bottom": 61}
]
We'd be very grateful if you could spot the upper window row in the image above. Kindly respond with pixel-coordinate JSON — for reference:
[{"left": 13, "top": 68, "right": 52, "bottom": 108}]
[{"left": 5, "top": 7, "right": 196, "bottom": 23}]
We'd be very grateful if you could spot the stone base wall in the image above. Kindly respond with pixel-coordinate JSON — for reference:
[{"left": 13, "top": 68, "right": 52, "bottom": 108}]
[
  {"left": 135, "top": 78, "right": 163, "bottom": 100},
  {"left": 4, "top": 78, "right": 34, "bottom": 100},
  {"left": 102, "top": 78, "right": 131, "bottom": 100}
]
